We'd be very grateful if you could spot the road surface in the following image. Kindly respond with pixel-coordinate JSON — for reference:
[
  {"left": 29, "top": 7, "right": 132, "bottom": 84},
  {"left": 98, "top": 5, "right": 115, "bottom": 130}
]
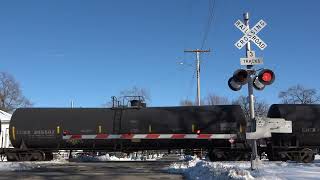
[{"left": 0, "top": 161, "right": 183, "bottom": 180}]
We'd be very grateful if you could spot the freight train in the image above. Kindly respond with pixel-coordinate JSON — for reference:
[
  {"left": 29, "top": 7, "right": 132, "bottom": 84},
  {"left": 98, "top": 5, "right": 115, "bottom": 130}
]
[{"left": 0, "top": 98, "right": 319, "bottom": 162}]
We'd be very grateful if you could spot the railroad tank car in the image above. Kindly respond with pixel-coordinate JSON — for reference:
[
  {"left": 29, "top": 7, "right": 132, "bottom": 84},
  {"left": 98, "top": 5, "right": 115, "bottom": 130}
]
[
  {"left": 5, "top": 104, "right": 247, "bottom": 161},
  {"left": 265, "top": 104, "right": 320, "bottom": 163}
]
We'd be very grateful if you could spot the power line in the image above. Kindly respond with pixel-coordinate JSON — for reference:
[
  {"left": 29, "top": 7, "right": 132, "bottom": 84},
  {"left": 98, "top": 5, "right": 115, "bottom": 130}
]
[
  {"left": 201, "top": 0, "right": 216, "bottom": 49},
  {"left": 181, "top": 0, "right": 214, "bottom": 105},
  {"left": 183, "top": 0, "right": 195, "bottom": 51}
]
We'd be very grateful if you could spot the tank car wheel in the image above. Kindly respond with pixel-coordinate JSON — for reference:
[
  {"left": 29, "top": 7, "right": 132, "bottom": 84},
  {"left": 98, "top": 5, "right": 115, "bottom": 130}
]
[
  {"left": 301, "top": 149, "right": 315, "bottom": 163},
  {"left": 0, "top": 154, "right": 5, "bottom": 161},
  {"left": 208, "top": 152, "right": 215, "bottom": 161},
  {"left": 6, "top": 153, "right": 18, "bottom": 161},
  {"left": 229, "top": 151, "right": 246, "bottom": 161},
  {"left": 184, "top": 149, "right": 193, "bottom": 156},
  {"left": 44, "top": 152, "right": 54, "bottom": 161},
  {"left": 31, "top": 151, "right": 45, "bottom": 161},
  {"left": 208, "top": 149, "right": 225, "bottom": 161}
]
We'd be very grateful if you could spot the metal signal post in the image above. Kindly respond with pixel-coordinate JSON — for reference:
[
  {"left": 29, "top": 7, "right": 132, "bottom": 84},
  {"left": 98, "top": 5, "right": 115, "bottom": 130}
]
[
  {"left": 184, "top": 49, "right": 210, "bottom": 106},
  {"left": 243, "top": 12, "right": 259, "bottom": 170}
]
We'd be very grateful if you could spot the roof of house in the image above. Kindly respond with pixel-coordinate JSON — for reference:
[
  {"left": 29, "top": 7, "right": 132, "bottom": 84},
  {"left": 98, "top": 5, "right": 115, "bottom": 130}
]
[{"left": 0, "top": 110, "right": 11, "bottom": 122}]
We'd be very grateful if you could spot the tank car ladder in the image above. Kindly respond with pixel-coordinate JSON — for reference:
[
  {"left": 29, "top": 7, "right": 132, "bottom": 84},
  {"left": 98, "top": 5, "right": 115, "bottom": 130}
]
[
  {"left": 113, "top": 108, "right": 123, "bottom": 134},
  {"left": 111, "top": 96, "right": 123, "bottom": 134}
]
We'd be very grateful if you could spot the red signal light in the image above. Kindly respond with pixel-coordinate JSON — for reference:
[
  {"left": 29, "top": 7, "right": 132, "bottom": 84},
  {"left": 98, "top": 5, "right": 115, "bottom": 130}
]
[
  {"left": 258, "top": 69, "right": 275, "bottom": 85},
  {"left": 196, "top": 130, "right": 201, "bottom": 135},
  {"left": 229, "top": 138, "right": 235, "bottom": 144},
  {"left": 262, "top": 72, "right": 272, "bottom": 82},
  {"left": 63, "top": 130, "right": 70, "bottom": 136}
]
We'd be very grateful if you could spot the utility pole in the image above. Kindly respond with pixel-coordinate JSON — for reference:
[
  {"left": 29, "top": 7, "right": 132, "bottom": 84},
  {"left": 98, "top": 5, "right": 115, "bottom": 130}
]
[{"left": 184, "top": 49, "right": 210, "bottom": 106}]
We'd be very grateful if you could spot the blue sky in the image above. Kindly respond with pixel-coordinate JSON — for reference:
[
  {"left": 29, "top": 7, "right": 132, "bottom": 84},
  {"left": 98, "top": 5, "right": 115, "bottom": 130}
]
[{"left": 0, "top": 0, "right": 319, "bottom": 107}]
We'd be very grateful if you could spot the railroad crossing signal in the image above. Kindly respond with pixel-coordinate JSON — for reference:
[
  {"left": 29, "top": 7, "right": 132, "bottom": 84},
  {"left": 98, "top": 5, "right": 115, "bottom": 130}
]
[
  {"left": 234, "top": 19, "right": 267, "bottom": 50},
  {"left": 228, "top": 69, "right": 275, "bottom": 91},
  {"left": 232, "top": 12, "right": 270, "bottom": 170}
]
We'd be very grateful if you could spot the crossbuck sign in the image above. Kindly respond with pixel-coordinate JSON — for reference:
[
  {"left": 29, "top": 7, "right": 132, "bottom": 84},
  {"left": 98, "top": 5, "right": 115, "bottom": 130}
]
[{"left": 234, "top": 19, "right": 267, "bottom": 50}]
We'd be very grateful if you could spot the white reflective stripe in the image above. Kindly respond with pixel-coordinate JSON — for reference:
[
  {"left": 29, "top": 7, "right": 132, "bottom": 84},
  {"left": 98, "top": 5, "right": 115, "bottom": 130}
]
[
  {"left": 213, "top": 134, "right": 237, "bottom": 139},
  {"left": 82, "top": 135, "right": 96, "bottom": 139},
  {"left": 63, "top": 135, "right": 72, "bottom": 140},
  {"left": 184, "top": 134, "right": 198, "bottom": 139},
  {"left": 133, "top": 134, "right": 147, "bottom": 139},
  {"left": 108, "top": 135, "right": 121, "bottom": 139},
  {"left": 158, "top": 134, "right": 173, "bottom": 139}
]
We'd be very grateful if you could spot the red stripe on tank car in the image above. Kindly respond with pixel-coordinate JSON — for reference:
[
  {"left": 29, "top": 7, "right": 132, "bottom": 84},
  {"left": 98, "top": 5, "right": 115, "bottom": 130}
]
[
  {"left": 146, "top": 134, "right": 160, "bottom": 139},
  {"left": 96, "top": 134, "right": 109, "bottom": 139},
  {"left": 121, "top": 134, "right": 134, "bottom": 139},
  {"left": 197, "top": 134, "right": 212, "bottom": 139},
  {"left": 70, "top": 135, "right": 82, "bottom": 139},
  {"left": 171, "top": 134, "right": 185, "bottom": 139}
]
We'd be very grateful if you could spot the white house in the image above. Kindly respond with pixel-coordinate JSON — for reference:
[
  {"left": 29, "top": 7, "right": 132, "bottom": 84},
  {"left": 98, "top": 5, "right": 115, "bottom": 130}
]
[{"left": 0, "top": 110, "right": 12, "bottom": 148}]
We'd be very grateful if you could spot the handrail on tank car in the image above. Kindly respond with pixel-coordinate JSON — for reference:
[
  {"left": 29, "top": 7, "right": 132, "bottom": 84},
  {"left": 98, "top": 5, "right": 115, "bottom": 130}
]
[{"left": 111, "top": 96, "right": 146, "bottom": 108}]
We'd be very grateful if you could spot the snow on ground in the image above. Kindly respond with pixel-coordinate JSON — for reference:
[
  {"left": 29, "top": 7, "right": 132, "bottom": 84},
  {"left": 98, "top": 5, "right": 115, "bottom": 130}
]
[
  {"left": 167, "top": 155, "right": 320, "bottom": 180},
  {"left": 0, "top": 156, "right": 68, "bottom": 171},
  {"left": 0, "top": 152, "right": 164, "bottom": 171},
  {"left": 72, "top": 153, "right": 164, "bottom": 162}
]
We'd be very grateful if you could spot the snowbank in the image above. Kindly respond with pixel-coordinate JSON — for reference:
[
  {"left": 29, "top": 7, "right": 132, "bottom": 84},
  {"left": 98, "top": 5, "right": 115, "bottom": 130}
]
[
  {"left": 168, "top": 158, "right": 254, "bottom": 180},
  {"left": 72, "top": 153, "right": 131, "bottom": 162},
  {"left": 314, "top": 155, "right": 320, "bottom": 163},
  {"left": 72, "top": 153, "right": 164, "bottom": 162},
  {"left": 168, "top": 155, "right": 320, "bottom": 180}
]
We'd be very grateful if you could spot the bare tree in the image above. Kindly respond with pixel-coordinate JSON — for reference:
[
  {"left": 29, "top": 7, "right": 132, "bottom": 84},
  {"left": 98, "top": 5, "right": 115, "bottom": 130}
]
[
  {"left": 120, "top": 86, "right": 151, "bottom": 102},
  {"left": 278, "top": 84, "right": 320, "bottom": 104},
  {"left": 179, "top": 99, "right": 195, "bottom": 106},
  {"left": 0, "top": 72, "right": 32, "bottom": 112},
  {"left": 180, "top": 94, "right": 229, "bottom": 106},
  {"left": 103, "top": 86, "right": 151, "bottom": 107},
  {"left": 232, "top": 96, "right": 269, "bottom": 120},
  {"left": 204, "top": 93, "right": 230, "bottom": 105}
]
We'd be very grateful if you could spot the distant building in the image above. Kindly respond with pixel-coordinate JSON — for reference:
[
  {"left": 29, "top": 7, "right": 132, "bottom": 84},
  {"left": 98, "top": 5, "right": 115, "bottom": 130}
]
[{"left": 0, "top": 110, "right": 12, "bottom": 148}]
